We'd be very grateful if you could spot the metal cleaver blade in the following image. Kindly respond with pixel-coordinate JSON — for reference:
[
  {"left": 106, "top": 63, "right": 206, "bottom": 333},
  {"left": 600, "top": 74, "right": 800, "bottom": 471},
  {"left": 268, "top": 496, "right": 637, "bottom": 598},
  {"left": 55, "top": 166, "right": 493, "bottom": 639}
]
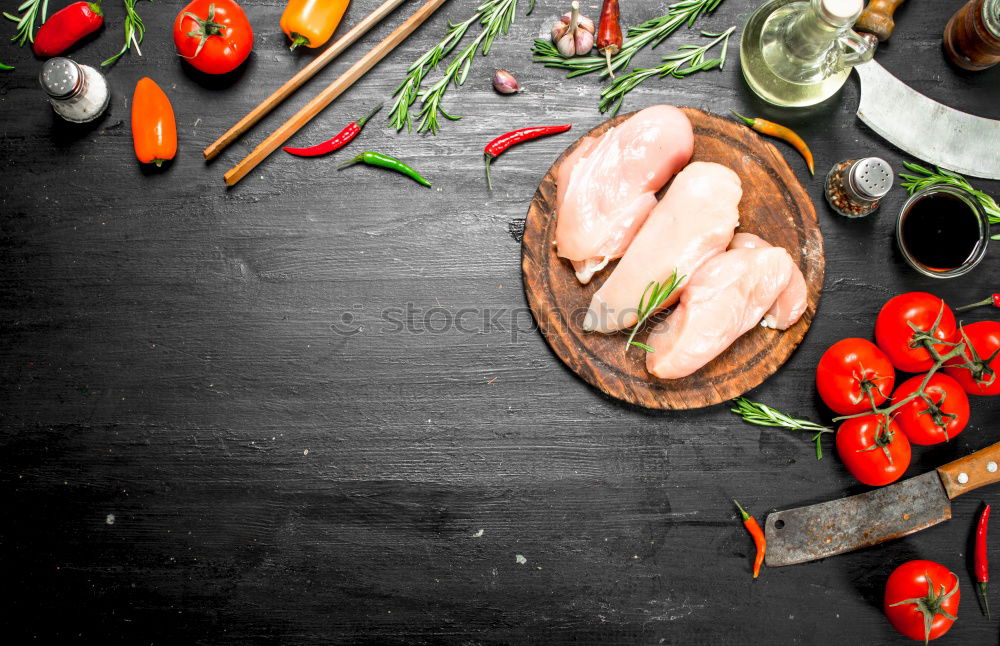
[
  {"left": 855, "top": 60, "right": 1000, "bottom": 180},
  {"left": 764, "top": 471, "right": 951, "bottom": 567}
]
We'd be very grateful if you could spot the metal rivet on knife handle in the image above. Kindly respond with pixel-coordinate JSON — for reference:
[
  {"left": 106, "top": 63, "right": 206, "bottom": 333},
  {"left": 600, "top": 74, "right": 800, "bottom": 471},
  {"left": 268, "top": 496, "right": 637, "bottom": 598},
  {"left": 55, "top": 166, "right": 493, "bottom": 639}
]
[
  {"left": 988, "top": 461, "right": 998, "bottom": 473},
  {"left": 959, "top": 472, "right": 971, "bottom": 485}
]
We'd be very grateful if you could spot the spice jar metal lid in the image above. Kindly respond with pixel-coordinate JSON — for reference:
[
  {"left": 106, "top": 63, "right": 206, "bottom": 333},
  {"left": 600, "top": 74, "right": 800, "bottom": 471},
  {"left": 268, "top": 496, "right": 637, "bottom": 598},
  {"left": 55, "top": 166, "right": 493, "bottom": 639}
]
[
  {"left": 39, "top": 57, "right": 84, "bottom": 100},
  {"left": 845, "top": 157, "right": 893, "bottom": 202}
]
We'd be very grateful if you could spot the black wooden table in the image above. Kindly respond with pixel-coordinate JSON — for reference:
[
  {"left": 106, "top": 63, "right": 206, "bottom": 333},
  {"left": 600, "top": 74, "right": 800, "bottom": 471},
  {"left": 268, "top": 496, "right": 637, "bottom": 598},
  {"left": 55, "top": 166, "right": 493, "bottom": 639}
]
[{"left": 2, "top": 0, "right": 999, "bottom": 643}]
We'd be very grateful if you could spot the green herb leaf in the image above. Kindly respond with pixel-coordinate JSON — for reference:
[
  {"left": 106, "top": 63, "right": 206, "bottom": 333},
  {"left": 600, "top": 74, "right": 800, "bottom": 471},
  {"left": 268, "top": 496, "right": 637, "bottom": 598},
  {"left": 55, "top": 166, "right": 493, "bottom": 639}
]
[
  {"left": 389, "top": 0, "right": 525, "bottom": 135},
  {"left": 599, "top": 27, "right": 734, "bottom": 115},
  {"left": 730, "top": 397, "right": 833, "bottom": 459},
  {"left": 624, "top": 270, "right": 684, "bottom": 354},
  {"left": 5, "top": 0, "right": 48, "bottom": 46},
  {"left": 899, "top": 162, "right": 1000, "bottom": 225},
  {"left": 101, "top": 0, "right": 152, "bottom": 67}
]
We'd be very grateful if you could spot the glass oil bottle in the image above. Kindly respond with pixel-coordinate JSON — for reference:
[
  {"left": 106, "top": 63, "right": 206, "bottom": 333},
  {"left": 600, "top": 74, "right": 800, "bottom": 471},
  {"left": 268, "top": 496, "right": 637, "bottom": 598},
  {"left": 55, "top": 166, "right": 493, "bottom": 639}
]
[{"left": 740, "top": 0, "right": 877, "bottom": 107}]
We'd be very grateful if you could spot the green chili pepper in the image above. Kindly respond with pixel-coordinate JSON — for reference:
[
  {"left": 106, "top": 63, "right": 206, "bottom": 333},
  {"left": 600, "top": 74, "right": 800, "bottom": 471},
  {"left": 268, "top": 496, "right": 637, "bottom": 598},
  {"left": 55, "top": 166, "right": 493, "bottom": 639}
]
[
  {"left": 0, "top": 62, "right": 14, "bottom": 71},
  {"left": 337, "top": 151, "right": 431, "bottom": 188}
]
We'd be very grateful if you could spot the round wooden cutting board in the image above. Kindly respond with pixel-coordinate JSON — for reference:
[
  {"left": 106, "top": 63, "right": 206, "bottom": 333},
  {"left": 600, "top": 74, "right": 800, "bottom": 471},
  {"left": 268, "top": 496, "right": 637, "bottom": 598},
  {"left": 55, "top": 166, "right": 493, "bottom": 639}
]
[{"left": 521, "top": 108, "right": 824, "bottom": 410}]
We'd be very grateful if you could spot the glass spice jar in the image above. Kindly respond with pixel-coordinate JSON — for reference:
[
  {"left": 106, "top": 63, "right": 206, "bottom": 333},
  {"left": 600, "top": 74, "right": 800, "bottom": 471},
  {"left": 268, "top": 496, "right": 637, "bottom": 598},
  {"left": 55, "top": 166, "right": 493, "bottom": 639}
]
[
  {"left": 39, "top": 57, "right": 110, "bottom": 123},
  {"left": 824, "top": 157, "right": 893, "bottom": 218},
  {"left": 943, "top": 0, "right": 1000, "bottom": 71}
]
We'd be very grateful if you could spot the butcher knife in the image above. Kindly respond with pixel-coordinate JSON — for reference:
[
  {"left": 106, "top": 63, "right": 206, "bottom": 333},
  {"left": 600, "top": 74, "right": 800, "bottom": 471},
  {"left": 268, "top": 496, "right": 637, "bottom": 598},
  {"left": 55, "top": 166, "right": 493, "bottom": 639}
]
[
  {"left": 765, "top": 442, "right": 1000, "bottom": 567},
  {"left": 850, "top": 0, "right": 1000, "bottom": 180}
]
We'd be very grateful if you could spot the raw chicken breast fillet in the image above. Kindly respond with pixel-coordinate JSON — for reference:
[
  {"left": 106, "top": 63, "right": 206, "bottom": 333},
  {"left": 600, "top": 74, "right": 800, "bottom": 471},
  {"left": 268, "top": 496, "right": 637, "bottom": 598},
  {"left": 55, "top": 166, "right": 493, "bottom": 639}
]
[
  {"left": 555, "top": 104, "right": 694, "bottom": 284},
  {"left": 645, "top": 247, "right": 796, "bottom": 380},
  {"left": 727, "top": 232, "right": 808, "bottom": 330},
  {"left": 583, "top": 162, "right": 741, "bottom": 333}
]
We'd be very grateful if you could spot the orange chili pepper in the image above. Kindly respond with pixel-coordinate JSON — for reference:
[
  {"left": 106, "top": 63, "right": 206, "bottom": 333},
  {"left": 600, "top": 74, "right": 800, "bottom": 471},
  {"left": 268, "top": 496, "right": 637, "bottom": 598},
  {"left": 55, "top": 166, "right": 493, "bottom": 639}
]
[
  {"left": 131, "top": 78, "right": 177, "bottom": 167},
  {"left": 734, "top": 499, "right": 766, "bottom": 578},
  {"left": 280, "top": 0, "right": 350, "bottom": 50},
  {"left": 730, "top": 110, "right": 815, "bottom": 176}
]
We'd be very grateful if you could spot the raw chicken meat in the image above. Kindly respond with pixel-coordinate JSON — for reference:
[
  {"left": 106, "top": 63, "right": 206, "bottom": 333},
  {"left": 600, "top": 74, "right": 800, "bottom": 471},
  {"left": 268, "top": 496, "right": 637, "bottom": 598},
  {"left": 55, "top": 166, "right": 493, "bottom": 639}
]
[
  {"left": 727, "top": 232, "right": 808, "bottom": 330},
  {"left": 555, "top": 104, "right": 694, "bottom": 284},
  {"left": 582, "top": 162, "right": 742, "bottom": 333},
  {"left": 645, "top": 246, "right": 796, "bottom": 380}
]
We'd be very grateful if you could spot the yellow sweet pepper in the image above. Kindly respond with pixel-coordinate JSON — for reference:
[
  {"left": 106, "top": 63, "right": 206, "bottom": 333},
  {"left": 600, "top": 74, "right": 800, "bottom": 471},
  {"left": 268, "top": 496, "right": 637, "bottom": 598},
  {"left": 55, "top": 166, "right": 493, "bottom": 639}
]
[{"left": 280, "top": 0, "right": 350, "bottom": 50}]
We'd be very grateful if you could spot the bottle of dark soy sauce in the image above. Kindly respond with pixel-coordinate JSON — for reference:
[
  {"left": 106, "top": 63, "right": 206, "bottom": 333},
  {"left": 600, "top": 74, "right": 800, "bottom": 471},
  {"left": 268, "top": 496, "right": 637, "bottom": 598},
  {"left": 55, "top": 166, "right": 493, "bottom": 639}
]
[{"left": 897, "top": 186, "right": 990, "bottom": 278}]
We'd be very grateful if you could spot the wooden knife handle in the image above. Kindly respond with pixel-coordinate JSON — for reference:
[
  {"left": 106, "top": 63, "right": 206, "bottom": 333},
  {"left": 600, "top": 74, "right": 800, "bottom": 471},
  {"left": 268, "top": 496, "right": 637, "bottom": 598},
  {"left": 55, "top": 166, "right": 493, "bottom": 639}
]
[
  {"left": 937, "top": 442, "right": 1000, "bottom": 499},
  {"left": 855, "top": 0, "right": 907, "bottom": 41}
]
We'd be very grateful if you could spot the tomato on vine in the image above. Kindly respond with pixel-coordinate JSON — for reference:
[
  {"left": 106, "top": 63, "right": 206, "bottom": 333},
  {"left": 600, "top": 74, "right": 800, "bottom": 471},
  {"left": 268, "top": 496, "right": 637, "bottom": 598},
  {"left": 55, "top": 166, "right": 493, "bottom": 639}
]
[
  {"left": 173, "top": 0, "right": 253, "bottom": 75},
  {"left": 884, "top": 560, "right": 960, "bottom": 644},
  {"left": 816, "top": 338, "right": 896, "bottom": 414},
  {"left": 891, "top": 373, "right": 969, "bottom": 445},
  {"left": 945, "top": 321, "right": 1000, "bottom": 396},
  {"left": 836, "top": 415, "right": 910, "bottom": 486},
  {"left": 875, "top": 293, "right": 957, "bottom": 373}
]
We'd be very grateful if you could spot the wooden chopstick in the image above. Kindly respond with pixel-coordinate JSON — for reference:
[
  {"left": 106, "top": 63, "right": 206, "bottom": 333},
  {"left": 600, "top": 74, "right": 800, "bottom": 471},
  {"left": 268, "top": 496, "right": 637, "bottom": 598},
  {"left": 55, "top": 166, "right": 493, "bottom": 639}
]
[
  {"left": 223, "top": 0, "right": 449, "bottom": 186},
  {"left": 203, "top": 0, "right": 410, "bottom": 161}
]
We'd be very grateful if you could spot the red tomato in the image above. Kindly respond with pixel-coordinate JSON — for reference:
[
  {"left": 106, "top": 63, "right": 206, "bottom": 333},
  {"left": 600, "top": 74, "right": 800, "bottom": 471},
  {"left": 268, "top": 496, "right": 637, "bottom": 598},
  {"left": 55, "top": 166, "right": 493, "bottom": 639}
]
[
  {"left": 884, "top": 560, "right": 959, "bottom": 643},
  {"left": 173, "top": 0, "right": 253, "bottom": 75},
  {"left": 836, "top": 415, "right": 911, "bottom": 486},
  {"left": 875, "top": 293, "right": 957, "bottom": 373},
  {"left": 945, "top": 321, "right": 1000, "bottom": 395},
  {"left": 891, "top": 373, "right": 969, "bottom": 445},
  {"left": 816, "top": 338, "right": 896, "bottom": 414}
]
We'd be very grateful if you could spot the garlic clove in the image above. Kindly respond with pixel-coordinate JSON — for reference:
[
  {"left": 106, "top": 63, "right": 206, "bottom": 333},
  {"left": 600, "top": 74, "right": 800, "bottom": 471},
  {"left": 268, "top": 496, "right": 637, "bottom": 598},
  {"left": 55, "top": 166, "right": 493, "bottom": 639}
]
[
  {"left": 492, "top": 69, "right": 522, "bottom": 94},
  {"left": 556, "top": 32, "right": 577, "bottom": 57},
  {"left": 575, "top": 29, "right": 594, "bottom": 54}
]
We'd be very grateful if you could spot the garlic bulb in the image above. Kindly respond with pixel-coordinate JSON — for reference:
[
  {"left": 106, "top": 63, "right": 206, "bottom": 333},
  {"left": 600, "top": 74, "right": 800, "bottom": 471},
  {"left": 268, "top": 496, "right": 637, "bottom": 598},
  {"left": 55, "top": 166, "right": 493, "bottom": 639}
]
[{"left": 551, "top": 1, "right": 595, "bottom": 57}]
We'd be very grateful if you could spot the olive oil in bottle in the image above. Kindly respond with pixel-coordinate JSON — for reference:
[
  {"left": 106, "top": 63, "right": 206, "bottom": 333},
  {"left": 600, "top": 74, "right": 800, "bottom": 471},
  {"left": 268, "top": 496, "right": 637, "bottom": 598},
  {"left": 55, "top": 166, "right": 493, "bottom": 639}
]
[{"left": 740, "top": 0, "right": 876, "bottom": 107}]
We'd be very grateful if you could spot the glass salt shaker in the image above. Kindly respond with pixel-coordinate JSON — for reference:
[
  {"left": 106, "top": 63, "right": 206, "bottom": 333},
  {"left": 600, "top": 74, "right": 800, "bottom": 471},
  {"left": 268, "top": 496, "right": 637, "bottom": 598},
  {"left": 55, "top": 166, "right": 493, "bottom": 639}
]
[
  {"left": 39, "top": 57, "right": 110, "bottom": 123},
  {"left": 824, "top": 157, "right": 893, "bottom": 217}
]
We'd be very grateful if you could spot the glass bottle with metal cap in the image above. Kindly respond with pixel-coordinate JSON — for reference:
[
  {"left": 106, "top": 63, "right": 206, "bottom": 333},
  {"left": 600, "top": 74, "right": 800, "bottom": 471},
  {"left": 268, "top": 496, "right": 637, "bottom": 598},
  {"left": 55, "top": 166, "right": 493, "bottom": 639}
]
[
  {"left": 39, "top": 57, "right": 110, "bottom": 123},
  {"left": 824, "top": 157, "right": 893, "bottom": 218}
]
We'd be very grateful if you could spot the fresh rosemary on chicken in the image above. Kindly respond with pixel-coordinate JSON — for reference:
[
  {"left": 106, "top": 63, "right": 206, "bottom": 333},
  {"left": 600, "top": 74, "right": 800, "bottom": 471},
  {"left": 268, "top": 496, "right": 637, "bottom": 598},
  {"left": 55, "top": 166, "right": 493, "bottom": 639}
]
[
  {"left": 600, "top": 27, "right": 733, "bottom": 115},
  {"left": 532, "top": 0, "right": 727, "bottom": 79},
  {"left": 389, "top": 0, "right": 525, "bottom": 135},
  {"left": 626, "top": 270, "right": 683, "bottom": 353}
]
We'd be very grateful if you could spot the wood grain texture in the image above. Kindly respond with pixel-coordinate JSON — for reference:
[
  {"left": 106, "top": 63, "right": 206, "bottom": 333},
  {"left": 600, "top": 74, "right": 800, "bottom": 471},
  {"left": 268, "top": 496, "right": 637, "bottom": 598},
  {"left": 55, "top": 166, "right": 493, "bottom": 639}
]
[
  {"left": 522, "top": 108, "right": 823, "bottom": 409},
  {"left": 0, "top": 0, "right": 998, "bottom": 643},
  {"left": 938, "top": 441, "right": 1000, "bottom": 498}
]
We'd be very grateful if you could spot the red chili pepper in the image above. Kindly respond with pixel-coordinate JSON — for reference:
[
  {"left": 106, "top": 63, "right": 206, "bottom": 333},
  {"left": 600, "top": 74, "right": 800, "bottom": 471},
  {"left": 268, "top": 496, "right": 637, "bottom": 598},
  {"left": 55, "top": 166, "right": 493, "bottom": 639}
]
[
  {"left": 484, "top": 124, "right": 572, "bottom": 190},
  {"left": 976, "top": 503, "right": 991, "bottom": 619},
  {"left": 957, "top": 294, "right": 1000, "bottom": 312},
  {"left": 283, "top": 104, "right": 383, "bottom": 157},
  {"left": 33, "top": 2, "right": 104, "bottom": 58},
  {"left": 734, "top": 499, "right": 766, "bottom": 578},
  {"left": 596, "top": 0, "right": 622, "bottom": 78}
]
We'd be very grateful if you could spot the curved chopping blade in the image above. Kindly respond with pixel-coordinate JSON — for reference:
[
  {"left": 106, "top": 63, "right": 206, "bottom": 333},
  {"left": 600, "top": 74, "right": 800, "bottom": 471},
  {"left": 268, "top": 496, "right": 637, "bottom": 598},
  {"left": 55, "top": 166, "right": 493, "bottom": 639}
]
[
  {"left": 764, "top": 471, "right": 952, "bottom": 567},
  {"left": 855, "top": 60, "right": 1000, "bottom": 180}
]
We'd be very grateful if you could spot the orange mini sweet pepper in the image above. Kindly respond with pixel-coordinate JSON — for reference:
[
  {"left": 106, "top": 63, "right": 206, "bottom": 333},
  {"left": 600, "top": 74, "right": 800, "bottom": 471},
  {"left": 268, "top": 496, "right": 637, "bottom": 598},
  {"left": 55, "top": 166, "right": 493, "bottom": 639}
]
[
  {"left": 280, "top": 0, "right": 350, "bottom": 50},
  {"left": 131, "top": 77, "right": 177, "bottom": 167}
]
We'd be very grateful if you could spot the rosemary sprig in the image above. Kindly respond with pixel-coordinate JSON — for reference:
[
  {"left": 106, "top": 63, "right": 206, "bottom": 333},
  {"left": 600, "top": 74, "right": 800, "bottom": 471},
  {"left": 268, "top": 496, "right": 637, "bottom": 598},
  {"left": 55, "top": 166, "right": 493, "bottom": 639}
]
[
  {"left": 3, "top": 0, "right": 49, "bottom": 46},
  {"left": 731, "top": 397, "right": 834, "bottom": 460},
  {"left": 599, "top": 27, "right": 733, "bottom": 115},
  {"left": 626, "top": 270, "right": 684, "bottom": 353},
  {"left": 532, "top": 0, "right": 727, "bottom": 79},
  {"left": 102, "top": 0, "right": 151, "bottom": 67},
  {"left": 899, "top": 162, "right": 1000, "bottom": 238},
  {"left": 0, "top": 62, "right": 13, "bottom": 70},
  {"left": 389, "top": 0, "right": 522, "bottom": 135}
]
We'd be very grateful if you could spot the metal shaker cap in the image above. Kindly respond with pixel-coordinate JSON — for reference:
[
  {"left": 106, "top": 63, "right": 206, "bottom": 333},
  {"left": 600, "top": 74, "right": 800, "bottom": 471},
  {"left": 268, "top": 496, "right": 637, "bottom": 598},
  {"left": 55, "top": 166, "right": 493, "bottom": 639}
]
[
  {"left": 846, "top": 157, "right": 893, "bottom": 202},
  {"left": 39, "top": 57, "right": 84, "bottom": 100}
]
